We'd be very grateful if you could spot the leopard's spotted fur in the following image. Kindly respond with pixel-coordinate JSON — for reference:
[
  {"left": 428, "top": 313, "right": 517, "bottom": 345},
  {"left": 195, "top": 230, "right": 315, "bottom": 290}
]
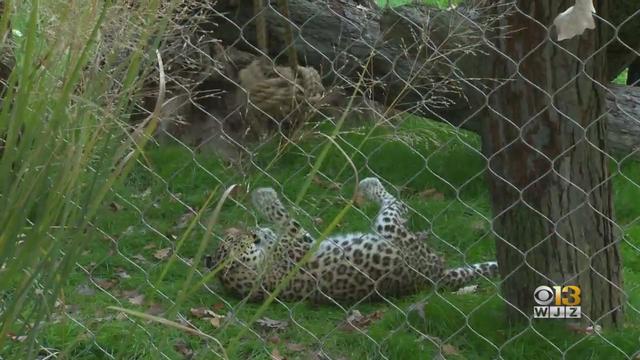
[{"left": 206, "top": 178, "right": 498, "bottom": 302}]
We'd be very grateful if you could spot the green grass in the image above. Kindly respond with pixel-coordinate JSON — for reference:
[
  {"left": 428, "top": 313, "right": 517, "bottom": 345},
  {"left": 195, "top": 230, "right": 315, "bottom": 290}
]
[{"left": 3, "top": 117, "right": 638, "bottom": 359}]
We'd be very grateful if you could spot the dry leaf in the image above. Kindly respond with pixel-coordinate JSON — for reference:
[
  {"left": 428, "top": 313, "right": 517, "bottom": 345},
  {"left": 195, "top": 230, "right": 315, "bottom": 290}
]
[
  {"left": 147, "top": 303, "right": 165, "bottom": 316},
  {"left": 339, "top": 310, "right": 383, "bottom": 332},
  {"left": 268, "top": 335, "right": 281, "bottom": 344},
  {"left": 153, "top": 247, "right": 172, "bottom": 260},
  {"left": 454, "top": 285, "right": 478, "bottom": 295},
  {"left": 212, "top": 303, "right": 225, "bottom": 311},
  {"left": 7, "top": 333, "right": 27, "bottom": 342},
  {"left": 114, "top": 268, "right": 131, "bottom": 279},
  {"left": 470, "top": 221, "right": 485, "bottom": 231},
  {"left": 256, "top": 317, "right": 289, "bottom": 332},
  {"left": 174, "top": 339, "right": 194, "bottom": 359},
  {"left": 109, "top": 202, "right": 123, "bottom": 212},
  {"left": 286, "top": 343, "right": 306, "bottom": 352},
  {"left": 313, "top": 217, "right": 324, "bottom": 226},
  {"left": 209, "top": 317, "right": 222, "bottom": 328},
  {"left": 271, "top": 348, "right": 285, "bottom": 360},
  {"left": 143, "top": 243, "right": 157, "bottom": 250},
  {"left": 354, "top": 192, "right": 366, "bottom": 208},
  {"left": 132, "top": 254, "right": 147, "bottom": 263},
  {"left": 128, "top": 294, "right": 145, "bottom": 305},
  {"left": 567, "top": 322, "right": 602, "bottom": 335},
  {"left": 408, "top": 301, "right": 428, "bottom": 321},
  {"left": 172, "top": 212, "right": 196, "bottom": 232},
  {"left": 190, "top": 307, "right": 209, "bottom": 319},
  {"left": 418, "top": 188, "right": 445, "bottom": 201},
  {"left": 441, "top": 343, "right": 459, "bottom": 356},
  {"left": 75, "top": 284, "right": 96, "bottom": 297},
  {"left": 95, "top": 278, "right": 118, "bottom": 290}
]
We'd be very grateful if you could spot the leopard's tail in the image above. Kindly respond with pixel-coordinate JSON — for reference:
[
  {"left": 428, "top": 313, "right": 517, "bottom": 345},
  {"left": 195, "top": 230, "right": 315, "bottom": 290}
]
[{"left": 439, "top": 261, "right": 499, "bottom": 289}]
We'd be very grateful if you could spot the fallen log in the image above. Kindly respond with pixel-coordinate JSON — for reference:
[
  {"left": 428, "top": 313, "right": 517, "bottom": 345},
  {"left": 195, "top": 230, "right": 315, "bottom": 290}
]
[{"left": 209, "top": 0, "right": 640, "bottom": 157}]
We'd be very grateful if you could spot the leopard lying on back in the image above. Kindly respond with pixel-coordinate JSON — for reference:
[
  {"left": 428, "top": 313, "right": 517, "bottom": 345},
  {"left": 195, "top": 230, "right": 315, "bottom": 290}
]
[{"left": 207, "top": 178, "right": 498, "bottom": 302}]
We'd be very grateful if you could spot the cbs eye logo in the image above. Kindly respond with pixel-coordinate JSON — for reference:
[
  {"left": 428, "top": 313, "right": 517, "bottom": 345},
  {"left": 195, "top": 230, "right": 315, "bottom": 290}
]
[{"left": 533, "top": 285, "right": 581, "bottom": 306}]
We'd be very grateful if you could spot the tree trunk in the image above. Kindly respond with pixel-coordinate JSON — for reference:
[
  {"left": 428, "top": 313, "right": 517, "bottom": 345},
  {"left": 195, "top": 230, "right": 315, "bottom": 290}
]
[
  {"left": 484, "top": 0, "right": 623, "bottom": 327},
  {"left": 628, "top": 58, "right": 640, "bottom": 86},
  {"left": 209, "top": 0, "right": 640, "bottom": 158}
]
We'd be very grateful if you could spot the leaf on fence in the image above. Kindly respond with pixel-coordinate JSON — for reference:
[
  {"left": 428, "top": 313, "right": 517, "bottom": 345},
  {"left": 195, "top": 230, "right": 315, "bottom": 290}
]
[
  {"left": 174, "top": 339, "right": 194, "bottom": 359},
  {"left": 154, "top": 247, "right": 172, "bottom": 260},
  {"left": 256, "top": 317, "right": 289, "bottom": 332},
  {"left": 339, "top": 310, "right": 383, "bottom": 332}
]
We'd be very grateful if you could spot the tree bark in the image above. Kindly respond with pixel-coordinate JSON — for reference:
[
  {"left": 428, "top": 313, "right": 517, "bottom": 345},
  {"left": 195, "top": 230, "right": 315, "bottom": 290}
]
[
  {"left": 484, "top": 0, "right": 623, "bottom": 327},
  {"left": 209, "top": 0, "right": 640, "bottom": 158}
]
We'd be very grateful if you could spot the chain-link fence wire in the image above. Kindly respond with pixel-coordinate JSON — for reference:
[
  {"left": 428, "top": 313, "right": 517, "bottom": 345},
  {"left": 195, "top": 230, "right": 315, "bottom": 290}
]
[{"left": 6, "top": 0, "right": 640, "bottom": 358}]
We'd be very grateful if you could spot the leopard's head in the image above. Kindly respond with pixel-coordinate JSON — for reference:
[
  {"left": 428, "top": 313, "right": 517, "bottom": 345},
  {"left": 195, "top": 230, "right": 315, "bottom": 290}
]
[
  {"left": 357, "top": 177, "right": 386, "bottom": 203},
  {"left": 205, "top": 227, "right": 277, "bottom": 273}
]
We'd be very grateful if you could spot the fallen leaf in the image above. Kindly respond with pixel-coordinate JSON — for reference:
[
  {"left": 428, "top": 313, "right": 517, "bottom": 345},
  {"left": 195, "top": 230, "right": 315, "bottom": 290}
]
[
  {"left": 312, "top": 176, "right": 341, "bottom": 190},
  {"left": 190, "top": 307, "right": 207, "bottom": 318},
  {"left": 7, "top": 333, "right": 27, "bottom": 342},
  {"left": 256, "top": 317, "right": 289, "bottom": 332},
  {"left": 268, "top": 335, "right": 281, "bottom": 344},
  {"left": 418, "top": 188, "right": 445, "bottom": 201},
  {"left": 408, "top": 301, "right": 428, "bottom": 321},
  {"left": 128, "top": 294, "right": 145, "bottom": 305},
  {"left": 154, "top": 247, "right": 172, "bottom": 261},
  {"left": 567, "top": 322, "right": 602, "bottom": 335},
  {"left": 313, "top": 217, "right": 324, "bottom": 226},
  {"left": 354, "top": 192, "right": 366, "bottom": 207},
  {"left": 454, "top": 285, "right": 478, "bottom": 295},
  {"left": 95, "top": 278, "right": 118, "bottom": 290},
  {"left": 172, "top": 212, "right": 196, "bottom": 232},
  {"left": 109, "top": 202, "right": 123, "bottom": 212},
  {"left": 441, "top": 343, "right": 459, "bottom": 356},
  {"left": 147, "top": 303, "right": 165, "bottom": 316},
  {"left": 286, "top": 343, "right": 306, "bottom": 352},
  {"left": 212, "top": 303, "right": 225, "bottom": 311},
  {"left": 132, "top": 254, "right": 147, "bottom": 263},
  {"left": 174, "top": 339, "right": 194, "bottom": 359},
  {"left": 143, "top": 243, "right": 157, "bottom": 250},
  {"left": 121, "top": 289, "right": 145, "bottom": 305},
  {"left": 75, "top": 284, "right": 96, "bottom": 296},
  {"left": 271, "top": 348, "right": 285, "bottom": 360},
  {"left": 209, "top": 317, "right": 222, "bottom": 328},
  {"left": 470, "top": 220, "right": 485, "bottom": 231},
  {"left": 114, "top": 268, "right": 131, "bottom": 279},
  {"left": 339, "top": 310, "right": 383, "bottom": 332}
]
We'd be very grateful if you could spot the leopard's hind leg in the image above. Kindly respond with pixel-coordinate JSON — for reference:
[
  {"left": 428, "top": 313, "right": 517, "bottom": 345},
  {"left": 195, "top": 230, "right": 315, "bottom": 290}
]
[{"left": 439, "top": 261, "right": 499, "bottom": 289}]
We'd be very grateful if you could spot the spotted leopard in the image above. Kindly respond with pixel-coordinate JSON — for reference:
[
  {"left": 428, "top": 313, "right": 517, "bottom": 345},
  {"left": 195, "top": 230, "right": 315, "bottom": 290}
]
[{"left": 206, "top": 178, "right": 498, "bottom": 302}]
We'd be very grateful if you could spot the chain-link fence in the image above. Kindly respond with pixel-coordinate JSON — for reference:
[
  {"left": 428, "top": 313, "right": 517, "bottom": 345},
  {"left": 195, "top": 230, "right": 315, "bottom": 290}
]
[{"left": 3, "top": 0, "right": 640, "bottom": 359}]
